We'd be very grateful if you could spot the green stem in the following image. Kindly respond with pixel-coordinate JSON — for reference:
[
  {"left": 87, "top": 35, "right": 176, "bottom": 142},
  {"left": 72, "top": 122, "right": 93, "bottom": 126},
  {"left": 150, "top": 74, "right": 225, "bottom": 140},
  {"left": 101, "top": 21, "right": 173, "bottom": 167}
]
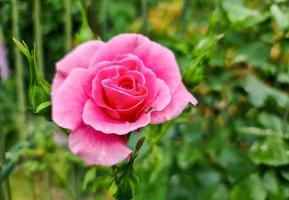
[
  {"left": 45, "top": 171, "right": 53, "bottom": 200},
  {"left": 12, "top": 0, "right": 26, "bottom": 137},
  {"left": 64, "top": 0, "right": 72, "bottom": 51},
  {"left": 31, "top": 177, "right": 37, "bottom": 200},
  {"left": 0, "top": 84, "right": 10, "bottom": 200},
  {"left": 72, "top": 164, "right": 80, "bottom": 200},
  {"left": 0, "top": 101, "right": 6, "bottom": 200},
  {"left": 141, "top": 0, "right": 147, "bottom": 33},
  {"left": 179, "top": 0, "right": 188, "bottom": 35},
  {"left": 33, "top": 0, "right": 44, "bottom": 75},
  {"left": 102, "top": 0, "right": 109, "bottom": 37}
]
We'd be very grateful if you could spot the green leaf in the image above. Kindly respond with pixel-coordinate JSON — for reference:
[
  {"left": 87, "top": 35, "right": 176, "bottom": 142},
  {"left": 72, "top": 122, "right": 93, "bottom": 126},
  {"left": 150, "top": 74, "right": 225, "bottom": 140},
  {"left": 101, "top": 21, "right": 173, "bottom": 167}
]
[
  {"left": 243, "top": 75, "right": 289, "bottom": 108},
  {"left": 278, "top": 73, "right": 289, "bottom": 84},
  {"left": 218, "top": 146, "right": 256, "bottom": 183},
  {"left": 258, "top": 113, "right": 283, "bottom": 134},
  {"left": 12, "top": 37, "right": 32, "bottom": 62},
  {"left": 231, "top": 174, "right": 266, "bottom": 200},
  {"left": 263, "top": 171, "right": 279, "bottom": 196},
  {"left": 223, "top": 0, "right": 268, "bottom": 28},
  {"left": 250, "top": 136, "right": 289, "bottom": 166},
  {"left": 270, "top": 4, "right": 289, "bottom": 30},
  {"left": 35, "top": 101, "right": 51, "bottom": 114},
  {"left": 234, "top": 42, "right": 270, "bottom": 68},
  {"left": 82, "top": 168, "right": 96, "bottom": 190},
  {"left": 243, "top": 76, "right": 268, "bottom": 107},
  {"left": 263, "top": 171, "right": 289, "bottom": 199},
  {"left": 280, "top": 168, "right": 289, "bottom": 182}
]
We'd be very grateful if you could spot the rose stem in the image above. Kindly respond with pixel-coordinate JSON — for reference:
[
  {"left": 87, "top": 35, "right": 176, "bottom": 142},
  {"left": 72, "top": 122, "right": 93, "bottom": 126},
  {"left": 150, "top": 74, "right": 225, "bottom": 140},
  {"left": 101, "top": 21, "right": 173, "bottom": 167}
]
[
  {"left": 0, "top": 86, "right": 10, "bottom": 200},
  {"left": 141, "top": 0, "right": 148, "bottom": 34},
  {"left": 12, "top": 0, "right": 26, "bottom": 138},
  {"left": 33, "top": 0, "right": 44, "bottom": 75},
  {"left": 179, "top": 0, "right": 189, "bottom": 35},
  {"left": 64, "top": 0, "right": 72, "bottom": 51},
  {"left": 102, "top": 0, "right": 109, "bottom": 38}
]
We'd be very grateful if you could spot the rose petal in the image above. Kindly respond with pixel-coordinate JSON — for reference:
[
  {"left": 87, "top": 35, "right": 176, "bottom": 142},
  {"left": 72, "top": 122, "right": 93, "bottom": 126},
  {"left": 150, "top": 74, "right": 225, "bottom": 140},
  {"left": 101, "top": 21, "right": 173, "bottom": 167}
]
[
  {"left": 56, "top": 40, "right": 104, "bottom": 76},
  {"left": 53, "top": 41, "right": 103, "bottom": 92},
  {"left": 82, "top": 99, "right": 151, "bottom": 135},
  {"left": 91, "top": 34, "right": 182, "bottom": 94},
  {"left": 52, "top": 72, "right": 66, "bottom": 92},
  {"left": 149, "top": 79, "right": 171, "bottom": 112},
  {"left": 69, "top": 124, "right": 132, "bottom": 166},
  {"left": 52, "top": 68, "right": 88, "bottom": 130},
  {"left": 151, "top": 83, "right": 198, "bottom": 124},
  {"left": 102, "top": 79, "right": 147, "bottom": 109}
]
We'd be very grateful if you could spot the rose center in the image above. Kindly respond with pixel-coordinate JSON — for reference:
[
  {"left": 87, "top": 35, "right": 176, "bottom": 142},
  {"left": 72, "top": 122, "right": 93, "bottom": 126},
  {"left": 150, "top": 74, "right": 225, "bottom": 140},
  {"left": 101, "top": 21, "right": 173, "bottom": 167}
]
[
  {"left": 115, "top": 75, "right": 135, "bottom": 90},
  {"left": 119, "top": 81, "right": 133, "bottom": 89}
]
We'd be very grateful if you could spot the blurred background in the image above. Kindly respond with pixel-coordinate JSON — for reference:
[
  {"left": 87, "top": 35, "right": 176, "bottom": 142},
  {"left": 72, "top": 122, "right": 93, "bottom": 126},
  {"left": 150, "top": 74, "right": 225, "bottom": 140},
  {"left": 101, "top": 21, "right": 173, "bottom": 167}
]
[{"left": 0, "top": 0, "right": 289, "bottom": 199}]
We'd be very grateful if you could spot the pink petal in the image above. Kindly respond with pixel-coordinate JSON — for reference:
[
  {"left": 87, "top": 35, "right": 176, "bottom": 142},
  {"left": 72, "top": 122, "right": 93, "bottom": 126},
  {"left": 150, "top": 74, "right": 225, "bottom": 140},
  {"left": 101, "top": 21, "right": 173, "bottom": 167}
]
[
  {"left": 52, "top": 72, "right": 66, "bottom": 92},
  {"left": 69, "top": 125, "right": 132, "bottom": 166},
  {"left": 149, "top": 79, "right": 171, "bottom": 112},
  {"left": 52, "top": 68, "right": 88, "bottom": 130},
  {"left": 56, "top": 40, "right": 104, "bottom": 76},
  {"left": 91, "top": 34, "right": 182, "bottom": 94},
  {"left": 102, "top": 79, "right": 147, "bottom": 109},
  {"left": 151, "top": 83, "right": 198, "bottom": 124},
  {"left": 82, "top": 99, "right": 151, "bottom": 135}
]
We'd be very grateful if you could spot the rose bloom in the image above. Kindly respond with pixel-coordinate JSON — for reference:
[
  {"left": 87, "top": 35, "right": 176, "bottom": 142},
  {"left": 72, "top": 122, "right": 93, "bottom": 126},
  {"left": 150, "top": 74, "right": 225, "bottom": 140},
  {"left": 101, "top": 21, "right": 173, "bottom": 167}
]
[{"left": 52, "top": 34, "right": 197, "bottom": 166}]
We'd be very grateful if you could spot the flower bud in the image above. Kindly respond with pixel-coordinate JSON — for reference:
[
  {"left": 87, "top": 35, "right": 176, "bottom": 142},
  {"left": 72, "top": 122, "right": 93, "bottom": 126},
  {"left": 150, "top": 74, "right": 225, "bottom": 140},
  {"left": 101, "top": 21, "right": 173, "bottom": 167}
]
[
  {"left": 183, "top": 34, "right": 223, "bottom": 88},
  {"left": 13, "top": 38, "right": 51, "bottom": 118}
]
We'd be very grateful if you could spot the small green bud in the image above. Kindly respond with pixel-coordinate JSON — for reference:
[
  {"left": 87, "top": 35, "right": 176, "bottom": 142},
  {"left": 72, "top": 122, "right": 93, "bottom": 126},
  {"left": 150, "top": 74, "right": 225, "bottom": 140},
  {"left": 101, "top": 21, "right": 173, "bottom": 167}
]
[
  {"left": 183, "top": 58, "right": 204, "bottom": 88},
  {"left": 183, "top": 34, "right": 224, "bottom": 88},
  {"left": 13, "top": 38, "right": 51, "bottom": 118},
  {"left": 75, "top": 1, "right": 95, "bottom": 44}
]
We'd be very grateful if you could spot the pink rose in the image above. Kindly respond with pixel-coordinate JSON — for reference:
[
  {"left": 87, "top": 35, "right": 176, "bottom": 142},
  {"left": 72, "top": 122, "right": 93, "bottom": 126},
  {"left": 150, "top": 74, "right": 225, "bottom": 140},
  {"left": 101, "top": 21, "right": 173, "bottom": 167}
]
[{"left": 52, "top": 34, "right": 197, "bottom": 166}]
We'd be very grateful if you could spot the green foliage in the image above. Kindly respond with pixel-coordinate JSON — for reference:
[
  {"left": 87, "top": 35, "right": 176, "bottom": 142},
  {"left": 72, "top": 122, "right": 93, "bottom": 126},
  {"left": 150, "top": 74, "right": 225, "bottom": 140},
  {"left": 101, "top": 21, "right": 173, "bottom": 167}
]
[
  {"left": 250, "top": 136, "right": 289, "bottom": 166},
  {"left": 231, "top": 174, "right": 266, "bottom": 200}
]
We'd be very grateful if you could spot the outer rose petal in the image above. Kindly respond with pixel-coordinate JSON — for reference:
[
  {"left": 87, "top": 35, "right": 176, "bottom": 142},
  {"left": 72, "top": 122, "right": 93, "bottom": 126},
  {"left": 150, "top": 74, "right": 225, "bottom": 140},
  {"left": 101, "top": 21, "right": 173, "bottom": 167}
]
[
  {"left": 53, "top": 40, "right": 104, "bottom": 92},
  {"left": 52, "top": 68, "right": 88, "bottom": 130},
  {"left": 82, "top": 99, "right": 151, "bottom": 135},
  {"left": 56, "top": 40, "right": 104, "bottom": 75},
  {"left": 52, "top": 72, "right": 66, "bottom": 92},
  {"left": 149, "top": 79, "right": 171, "bottom": 112},
  {"left": 151, "top": 83, "right": 198, "bottom": 124},
  {"left": 69, "top": 125, "right": 132, "bottom": 166},
  {"left": 91, "top": 34, "right": 182, "bottom": 94}
]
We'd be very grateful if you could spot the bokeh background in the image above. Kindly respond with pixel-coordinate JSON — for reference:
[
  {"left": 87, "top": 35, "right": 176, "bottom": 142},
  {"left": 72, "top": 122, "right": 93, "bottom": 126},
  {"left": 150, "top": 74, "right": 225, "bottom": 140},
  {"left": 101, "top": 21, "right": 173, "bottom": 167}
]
[{"left": 0, "top": 0, "right": 289, "bottom": 199}]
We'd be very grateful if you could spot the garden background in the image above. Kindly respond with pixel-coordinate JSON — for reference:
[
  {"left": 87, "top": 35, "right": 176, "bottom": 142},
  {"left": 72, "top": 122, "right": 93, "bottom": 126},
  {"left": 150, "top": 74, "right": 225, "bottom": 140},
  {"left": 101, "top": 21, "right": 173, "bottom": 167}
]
[{"left": 0, "top": 0, "right": 289, "bottom": 199}]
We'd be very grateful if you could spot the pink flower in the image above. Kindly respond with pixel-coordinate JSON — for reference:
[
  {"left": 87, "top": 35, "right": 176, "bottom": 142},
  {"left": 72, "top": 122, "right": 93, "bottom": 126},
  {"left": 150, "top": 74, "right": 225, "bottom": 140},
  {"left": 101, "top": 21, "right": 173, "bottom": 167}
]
[{"left": 52, "top": 34, "right": 197, "bottom": 166}]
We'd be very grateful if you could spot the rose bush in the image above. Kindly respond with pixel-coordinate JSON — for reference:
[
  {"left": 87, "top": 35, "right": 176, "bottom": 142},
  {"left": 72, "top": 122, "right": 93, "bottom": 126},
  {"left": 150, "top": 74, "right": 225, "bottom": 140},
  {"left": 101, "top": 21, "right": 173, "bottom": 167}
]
[{"left": 52, "top": 34, "right": 197, "bottom": 166}]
